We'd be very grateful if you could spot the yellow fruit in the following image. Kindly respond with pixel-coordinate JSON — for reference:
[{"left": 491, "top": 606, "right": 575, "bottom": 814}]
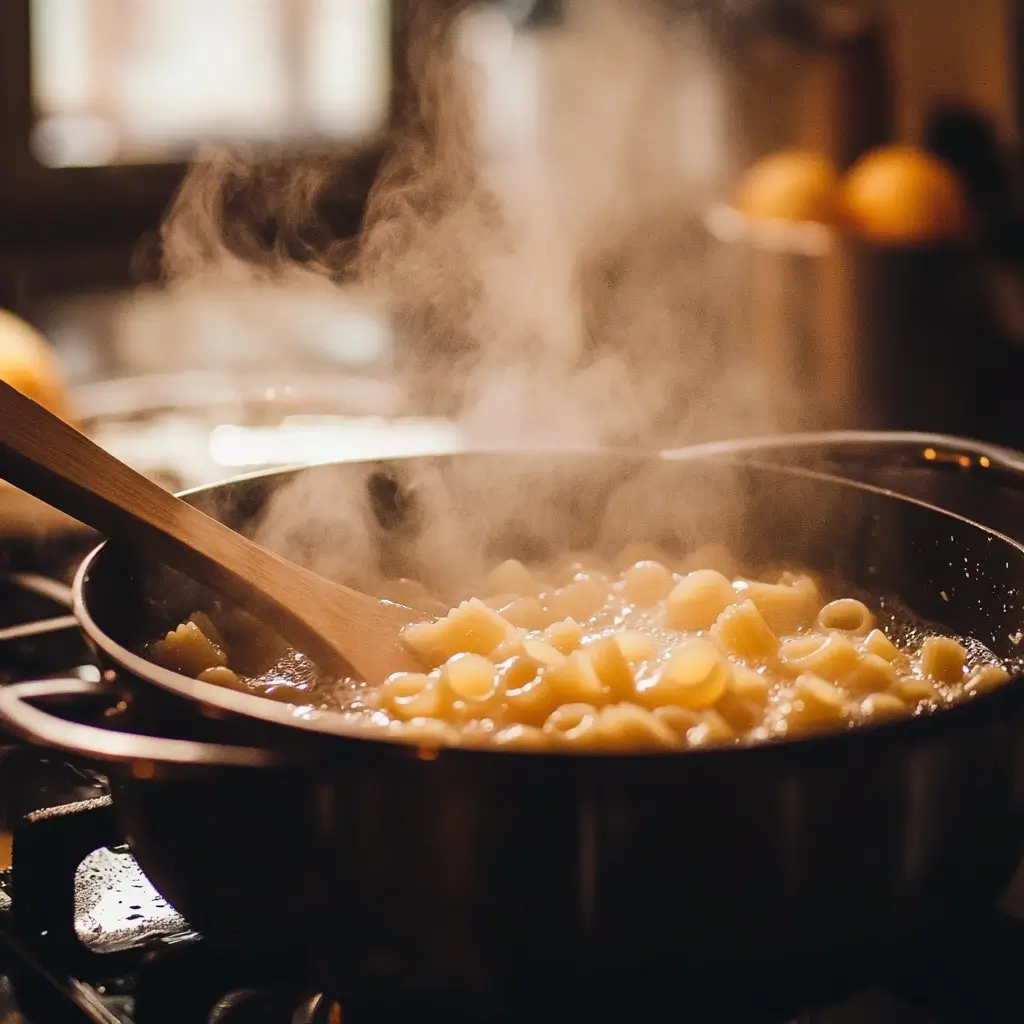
[
  {"left": 839, "top": 145, "right": 969, "bottom": 246},
  {"left": 0, "top": 308, "right": 71, "bottom": 420},
  {"left": 735, "top": 150, "right": 840, "bottom": 225}
]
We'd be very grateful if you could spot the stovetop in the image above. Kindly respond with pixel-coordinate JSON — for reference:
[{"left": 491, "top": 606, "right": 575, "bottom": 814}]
[{"left": 4, "top": 550, "right": 1024, "bottom": 1022}]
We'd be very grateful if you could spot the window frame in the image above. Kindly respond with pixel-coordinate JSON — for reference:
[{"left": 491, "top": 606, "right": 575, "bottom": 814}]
[
  {"left": 0, "top": 0, "right": 408, "bottom": 246},
  {"left": 0, "top": 1, "right": 184, "bottom": 243}
]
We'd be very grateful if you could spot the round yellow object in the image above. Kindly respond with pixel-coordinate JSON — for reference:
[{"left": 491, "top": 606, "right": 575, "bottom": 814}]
[
  {"left": 839, "top": 145, "right": 969, "bottom": 246},
  {"left": 735, "top": 151, "right": 840, "bottom": 225},
  {"left": 0, "top": 308, "right": 71, "bottom": 419}
]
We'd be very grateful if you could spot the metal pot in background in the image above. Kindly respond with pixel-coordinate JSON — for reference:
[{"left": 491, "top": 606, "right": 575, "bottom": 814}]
[
  {"left": 495, "top": 1, "right": 1011, "bottom": 443},
  {"left": 699, "top": 2, "right": 1021, "bottom": 443},
  {"left": 703, "top": 217, "right": 1007, "bottom": 438},
  {"left": 0, "top": 369, "right": 464, "bottom": 558}
]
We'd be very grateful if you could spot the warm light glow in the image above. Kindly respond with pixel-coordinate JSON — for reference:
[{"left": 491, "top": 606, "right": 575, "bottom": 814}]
[
  {"left": 208, "top": 418, "right": 464, "bottom": 469},
  {"left": 131, "top": 759, "right": 158, "bottom": 780},
  {"left": 980, "top": 456, "right": 991, "bottom": 468},
  {"left": 923, "top": 448, "right": 937, "bottom": 460}
]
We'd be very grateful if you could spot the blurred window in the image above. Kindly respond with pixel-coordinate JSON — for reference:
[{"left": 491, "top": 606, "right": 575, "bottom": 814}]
[{"left": 29, "top": 0, "right": 390, "bottom": 167}]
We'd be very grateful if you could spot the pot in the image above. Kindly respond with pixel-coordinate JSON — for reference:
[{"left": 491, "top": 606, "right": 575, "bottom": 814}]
[
  {"left": 4, "top": 449, "right": 1024, "bottom": 1019},
  {"left": 687, "top": 430, "right": 1024, "bottom": 539}
]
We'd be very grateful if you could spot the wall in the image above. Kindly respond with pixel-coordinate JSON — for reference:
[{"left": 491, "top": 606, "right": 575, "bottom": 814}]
[{"left": 871, "top": 0, "right": 1017, "bottom": 143}]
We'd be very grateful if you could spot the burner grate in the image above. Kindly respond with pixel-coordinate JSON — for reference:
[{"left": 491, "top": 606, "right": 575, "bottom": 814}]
[{"left": 0, "top": 571, "right": 94, "bottom": 686}]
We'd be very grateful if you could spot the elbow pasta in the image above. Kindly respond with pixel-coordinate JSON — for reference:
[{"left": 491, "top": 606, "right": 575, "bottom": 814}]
[{"left": 148, "top": 548, "right": 1014, "bottom": 751}]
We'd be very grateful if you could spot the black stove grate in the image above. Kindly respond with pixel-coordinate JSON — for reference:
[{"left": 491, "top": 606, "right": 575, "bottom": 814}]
[{"left": 0, "top": 573, "right": 90, "bottom": 685}]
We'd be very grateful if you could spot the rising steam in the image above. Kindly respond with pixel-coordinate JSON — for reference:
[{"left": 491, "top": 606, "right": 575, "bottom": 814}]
[
  {"left": 158, "top": 0, "right": 793, "bottom": 452},
  {"left": 149, "top": 0, "right": 827, "bottom": 586}
]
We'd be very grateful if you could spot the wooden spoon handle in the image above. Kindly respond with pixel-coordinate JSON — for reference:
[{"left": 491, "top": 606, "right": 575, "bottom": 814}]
[
  {"left": 0, "top": 379, "right": 316, "bottom": 625},
  {"left": 0, "top": 379, "right": 244, "bottom": 559},
  {"left": 0, "top": 381, "right": 421, "bottom": 680}
]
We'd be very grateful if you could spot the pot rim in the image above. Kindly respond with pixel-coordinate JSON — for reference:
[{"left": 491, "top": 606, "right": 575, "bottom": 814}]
[{"left": 72, "top": 440, "right": 1024, "bottom": 763}]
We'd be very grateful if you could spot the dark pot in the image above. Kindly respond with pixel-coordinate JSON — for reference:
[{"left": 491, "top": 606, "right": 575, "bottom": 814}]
[{"left": 4, "top": 449, "right": 1024, "bottom": 1018}]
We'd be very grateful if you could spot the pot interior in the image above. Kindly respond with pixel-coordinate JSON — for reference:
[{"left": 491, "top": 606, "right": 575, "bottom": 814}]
[{"left": 80, "top": 451, "right": 1024, "bottom": 682}]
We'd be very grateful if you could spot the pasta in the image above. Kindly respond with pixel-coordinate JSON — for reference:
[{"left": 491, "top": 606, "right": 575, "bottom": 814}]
[{"left": 147, "top": 549, "right": 1015, "bottom": 752}]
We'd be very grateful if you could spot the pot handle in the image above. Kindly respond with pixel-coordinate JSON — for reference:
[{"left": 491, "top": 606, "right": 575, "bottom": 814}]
[{"left": 0, "top": 678, "right": 282, "bottom": 768}]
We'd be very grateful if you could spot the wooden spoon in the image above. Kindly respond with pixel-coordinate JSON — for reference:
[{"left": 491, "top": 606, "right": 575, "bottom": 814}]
[{"left": 0, "top": 380, "right": 425, "bottom": 683}]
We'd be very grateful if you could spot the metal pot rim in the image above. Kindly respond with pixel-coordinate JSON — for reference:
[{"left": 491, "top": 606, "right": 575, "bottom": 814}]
[{"left": 71, "top": 442, "right": 1024, "bottom": 763}]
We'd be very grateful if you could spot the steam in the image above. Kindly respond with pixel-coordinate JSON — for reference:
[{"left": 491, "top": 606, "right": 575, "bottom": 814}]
[
  {"left": 354, "top": 0, "right": 772, "bottom": 447},
  {"left": 155, "top": 0, "right": 808, "bottom": 582},
  {"left": 159, "top": 0, "right": 789, "bottom": 449}
]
